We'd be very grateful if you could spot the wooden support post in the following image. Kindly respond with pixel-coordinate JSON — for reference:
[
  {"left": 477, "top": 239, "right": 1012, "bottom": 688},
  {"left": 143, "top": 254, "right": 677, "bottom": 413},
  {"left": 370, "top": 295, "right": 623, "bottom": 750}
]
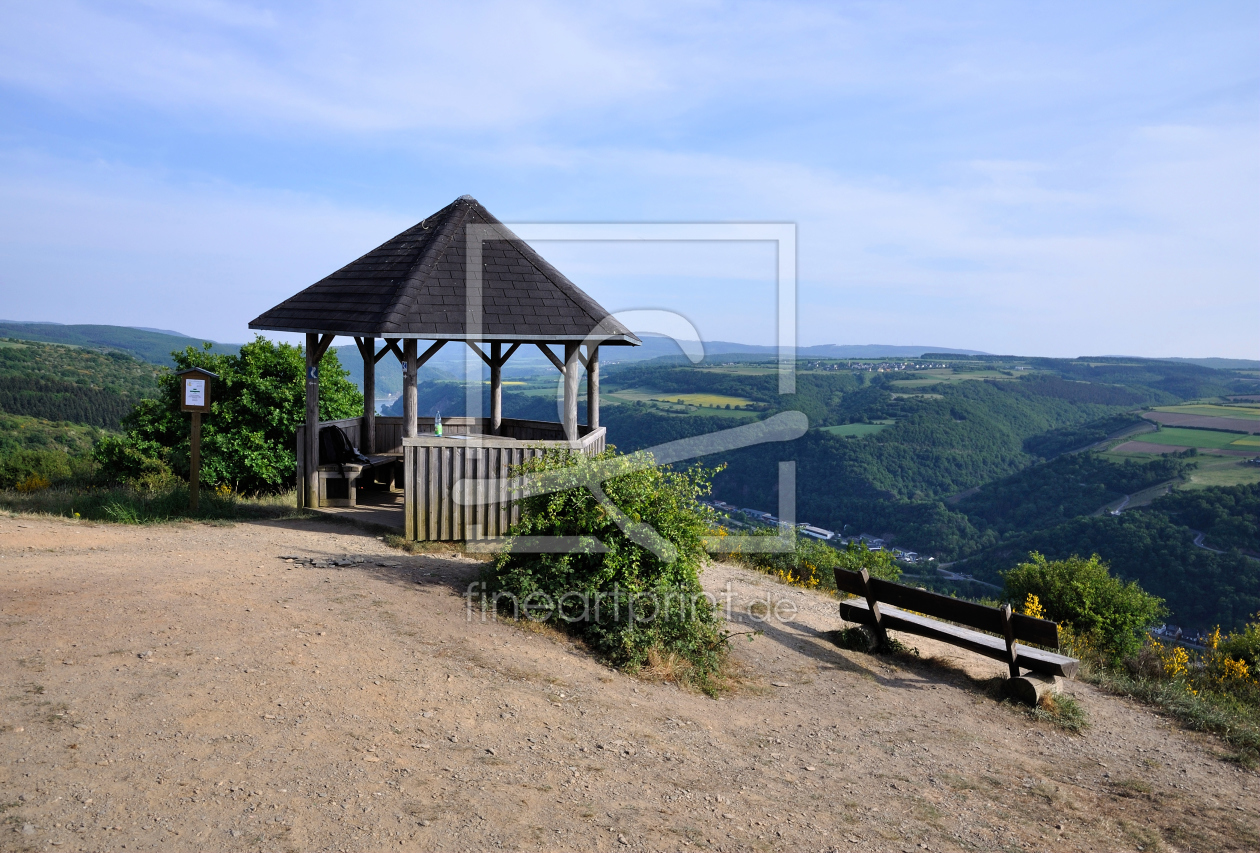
[
  {"left": 304, "top": 332, "right": 320, "bottom": 508},
  {"left": 860, "top": 568, "right": 889, "bottom": 650},
  {"left": 403, "top": 339, "right": 418, "bottom": 438},
  {"left": 586, "top": 345, "right": 599, "bottom": 429},
  {"left": 357, "top": 337, "right": 376, "bottom": 454},
  {"left": 1001, "top": 603, "right": 1021, "bottom": 679},
  {"left": 490, "top": 342, "right": 502, "bottom": 435},
  {"left": 189, "top": 411, "right": 201, "bottom": 512},
  {"left": 563, "top": 342, "right": 580, "bottom": 442}
]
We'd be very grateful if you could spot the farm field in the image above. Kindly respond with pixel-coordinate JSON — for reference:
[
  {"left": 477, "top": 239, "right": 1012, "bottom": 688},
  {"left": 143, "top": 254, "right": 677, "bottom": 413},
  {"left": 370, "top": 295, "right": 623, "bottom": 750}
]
[
  {"left": 1097, "top": 448, "right": 1260, "bottom": 489},
  {"left": 820, "top": 421, "right": 892, "bottom": 438},
  {"left": 1126, "top": 427, "right": 1255, "bottom": 450},
  {"left": 603, "top": 387, "right": 756, "bottom": 410},
  {"left": 1180, "top": 456, "right": 1260, "bottom": 490},
  {"left": 1153, "top": 403, "right": 1260, "bottom": 420}
]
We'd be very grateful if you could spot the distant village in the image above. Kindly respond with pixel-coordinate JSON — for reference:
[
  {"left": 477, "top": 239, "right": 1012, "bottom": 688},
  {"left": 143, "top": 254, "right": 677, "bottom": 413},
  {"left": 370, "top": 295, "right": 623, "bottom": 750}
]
[
  {"left": 802, "top": 360, "right": 950, "bottom": 372},
  {"left": 701, "top": 499, "right": 928, "bottom": 565}
]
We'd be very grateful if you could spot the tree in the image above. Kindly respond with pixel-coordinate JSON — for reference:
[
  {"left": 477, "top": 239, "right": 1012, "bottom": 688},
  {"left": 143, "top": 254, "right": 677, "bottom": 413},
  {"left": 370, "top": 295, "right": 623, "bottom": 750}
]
[{"left": 95, "top": 336, "right": 361, "bottom": 495}]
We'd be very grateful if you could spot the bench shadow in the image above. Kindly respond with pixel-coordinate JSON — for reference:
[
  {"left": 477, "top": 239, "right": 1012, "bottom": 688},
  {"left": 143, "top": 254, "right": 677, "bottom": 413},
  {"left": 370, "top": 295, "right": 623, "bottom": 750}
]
[{"left": 725, "top": 606, "right": 1010, "bottom": 698}]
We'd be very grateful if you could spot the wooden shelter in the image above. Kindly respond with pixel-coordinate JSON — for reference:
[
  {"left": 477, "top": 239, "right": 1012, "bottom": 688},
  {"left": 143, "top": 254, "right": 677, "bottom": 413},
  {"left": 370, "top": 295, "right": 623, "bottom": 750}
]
[{"left": 250, "top": 194, "right": 639, "bottom": 539}]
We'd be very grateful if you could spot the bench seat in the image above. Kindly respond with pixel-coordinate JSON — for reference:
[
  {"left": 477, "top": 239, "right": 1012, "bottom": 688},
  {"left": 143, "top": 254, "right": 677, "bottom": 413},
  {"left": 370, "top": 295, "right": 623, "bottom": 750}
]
[
  {"left": 316, "top": 453, "right": 401, "bottom": 507},
  {"left": 840, "top": 597, "right": 1079, "bottom": 678}
]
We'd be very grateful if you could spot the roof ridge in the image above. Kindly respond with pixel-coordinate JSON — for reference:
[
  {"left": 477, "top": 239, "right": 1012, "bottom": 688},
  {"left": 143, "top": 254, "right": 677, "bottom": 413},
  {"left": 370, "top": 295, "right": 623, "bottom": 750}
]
[
  {"left": 379, "top": 198, "right": 468, "bottom": 331},
  {"left": 467, "top": 203, "right": 634, "bottom": 340}
]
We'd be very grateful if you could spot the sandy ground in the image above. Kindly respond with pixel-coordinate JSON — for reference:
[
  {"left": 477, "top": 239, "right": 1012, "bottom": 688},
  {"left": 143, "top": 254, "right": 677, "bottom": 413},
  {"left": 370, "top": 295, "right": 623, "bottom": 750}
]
[{"left": 1, "top": 514, "right": 1258, "bottom": 853}]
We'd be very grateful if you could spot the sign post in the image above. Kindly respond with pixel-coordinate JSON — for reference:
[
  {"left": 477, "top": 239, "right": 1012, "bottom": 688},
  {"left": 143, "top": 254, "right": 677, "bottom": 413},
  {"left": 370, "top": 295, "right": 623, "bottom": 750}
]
[{"left": 176, "top": 367, "right": 218, "bottom": 512}]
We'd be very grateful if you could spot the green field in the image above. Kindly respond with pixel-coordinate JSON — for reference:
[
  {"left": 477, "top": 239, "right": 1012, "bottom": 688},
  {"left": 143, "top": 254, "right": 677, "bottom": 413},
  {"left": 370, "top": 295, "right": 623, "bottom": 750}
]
[
  {"left": 820, "top": 421, "right": 891, "bottom": 438},
  {"left": 1179, "top": 456, "right": 1260, "bottom": 489},
  {"left": 1153, "top": 403, "right": 1260, "bottom": 420},
  {"left": 605, "top": 388, "right": 755, "bottom": 409},
  {"left": 1135, "top": 427, "right": 1255, "bottom": 450}
]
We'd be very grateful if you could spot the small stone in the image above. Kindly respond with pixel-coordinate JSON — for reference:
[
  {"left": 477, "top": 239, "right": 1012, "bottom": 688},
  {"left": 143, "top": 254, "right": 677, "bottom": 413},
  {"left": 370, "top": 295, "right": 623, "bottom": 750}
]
[
  {"left": 21, "top": 823, "right": 35, "bottom": 835},
  {"left": 449, "top": 736, "right": 458, "bottom": 743},
  {"left": 770, "top": 681, "right": 789, "bottom": 687},
  {"left": 420, "top": 820, "right": 431, "bottom": 827},
  {"left": 805, "top": 766, "right": 816, "bottom": 771},
  {"left": 618, "top": 835, "right": 628, "bottom": 845},
  {"left": 486, "top": 748, "right": 496, "bottom": 755}
]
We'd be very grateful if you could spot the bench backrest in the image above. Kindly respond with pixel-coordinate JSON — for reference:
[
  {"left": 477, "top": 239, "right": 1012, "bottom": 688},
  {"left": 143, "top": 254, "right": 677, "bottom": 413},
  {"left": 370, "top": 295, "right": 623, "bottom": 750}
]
[{"left": 833, "top": 567, "right": 1058, "bottom": 647}]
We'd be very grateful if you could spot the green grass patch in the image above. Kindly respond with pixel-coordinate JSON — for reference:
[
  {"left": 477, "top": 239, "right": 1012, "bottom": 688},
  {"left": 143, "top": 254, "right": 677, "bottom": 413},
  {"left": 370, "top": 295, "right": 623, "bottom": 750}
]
[
  {"left": 1178, "top": 457, "right": 1260, "bottom": 490},
  {"left": 0, "top": 485, "right": 309, "bottom": 524},
  {"left": 606, "top": 387, "right": 755, "bottom": 409},
  {"left": 820, "top": 421, "right": 892, "bottom": 438},
  {"left": 1137, "top": 427, "right": 1251, "bottom": 449}
]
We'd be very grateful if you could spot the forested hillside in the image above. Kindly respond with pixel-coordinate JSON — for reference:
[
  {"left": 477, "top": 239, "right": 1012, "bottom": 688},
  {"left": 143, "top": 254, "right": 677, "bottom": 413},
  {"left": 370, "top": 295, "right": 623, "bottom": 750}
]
[
  {"left": 0, "top": 322, "right": 238, "bottom": 365},
  {"left": 0, "top": 340, "right": 160, "bottom": 427}
]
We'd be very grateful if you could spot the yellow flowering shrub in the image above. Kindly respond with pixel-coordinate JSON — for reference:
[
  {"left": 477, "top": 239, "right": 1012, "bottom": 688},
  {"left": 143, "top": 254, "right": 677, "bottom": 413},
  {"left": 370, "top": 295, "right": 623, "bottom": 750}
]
[{"left": 1022, "top": 593, "right": 1045, "bottom": 620}]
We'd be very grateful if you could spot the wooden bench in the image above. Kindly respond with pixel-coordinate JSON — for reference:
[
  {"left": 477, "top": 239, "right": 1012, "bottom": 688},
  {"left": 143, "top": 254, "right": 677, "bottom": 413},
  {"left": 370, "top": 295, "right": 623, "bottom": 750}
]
[
  {"left": 834, "top": 567, "right": 1079, "bottom": 680},
  {"left": 316, "top": 454, "right": 400, "bottom": 508}
]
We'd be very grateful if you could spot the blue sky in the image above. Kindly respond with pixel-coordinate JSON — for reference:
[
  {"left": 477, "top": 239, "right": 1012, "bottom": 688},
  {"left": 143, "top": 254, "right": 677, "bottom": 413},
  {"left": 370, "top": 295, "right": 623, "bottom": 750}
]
[{"left": 0, "top": 1, "right": 1256, "bottom": 357}]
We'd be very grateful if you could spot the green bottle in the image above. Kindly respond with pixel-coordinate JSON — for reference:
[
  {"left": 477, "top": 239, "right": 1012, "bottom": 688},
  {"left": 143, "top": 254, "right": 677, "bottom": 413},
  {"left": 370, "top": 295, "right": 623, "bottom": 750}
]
[{"left": 434, "top": 411, "right": 443, "bottom": 437}]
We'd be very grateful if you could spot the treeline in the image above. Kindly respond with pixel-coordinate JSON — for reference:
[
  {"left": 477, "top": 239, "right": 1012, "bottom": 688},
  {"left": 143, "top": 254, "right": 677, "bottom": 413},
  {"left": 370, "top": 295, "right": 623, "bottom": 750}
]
[
  {"left": 1023, "top": 356, "right": 1249, "bottom": 400},
  {"left": 1152, "top": 483, "right": 1260, "bottom": 553},
  {"left": 1022, "top": 412, "right": 1145, "bottom": 458},
  {"left": 965, "top": 510, "right": 1260, "bottom": 632},
  {"left": 0, "top": 377, "right": 146, "bottom": 428},
  {"left": 959, "top": 453, "right": 1189, "bottom": 536}
]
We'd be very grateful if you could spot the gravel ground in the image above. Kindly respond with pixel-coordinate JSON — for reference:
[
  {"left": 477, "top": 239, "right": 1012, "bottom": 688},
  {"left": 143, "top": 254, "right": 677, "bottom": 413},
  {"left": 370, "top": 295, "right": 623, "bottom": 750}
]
[{"left": 1, "top": 513, "right": 1257, "bottom": 852}]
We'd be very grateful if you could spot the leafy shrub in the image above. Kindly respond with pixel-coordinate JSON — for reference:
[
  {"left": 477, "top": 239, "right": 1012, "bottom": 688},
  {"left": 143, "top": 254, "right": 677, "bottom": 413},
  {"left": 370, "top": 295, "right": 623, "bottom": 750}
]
[
  {"left": 1220, "top": 613, "right": 1260, "bottom": 672},
  {"left": 728, "top": 534, "right": 900, "bottom": 590},
  {"left": 1003, "top": 552, "right": 1167, "bottom": 662},
  {"left": 0, "top": 447, "right": 76, "bottom": 490},
  {"left": 95, "top": 336, "right": 361, "bottom": 495},
  {"left": 481, "top": 448, "right": 729, "bottom": 692}
]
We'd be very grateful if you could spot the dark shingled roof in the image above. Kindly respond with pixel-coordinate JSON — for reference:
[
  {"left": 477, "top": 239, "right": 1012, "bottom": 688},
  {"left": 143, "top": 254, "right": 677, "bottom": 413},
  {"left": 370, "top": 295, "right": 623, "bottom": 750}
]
[{"left": 250, "top": 195, "right": 640, "bottom": 345}]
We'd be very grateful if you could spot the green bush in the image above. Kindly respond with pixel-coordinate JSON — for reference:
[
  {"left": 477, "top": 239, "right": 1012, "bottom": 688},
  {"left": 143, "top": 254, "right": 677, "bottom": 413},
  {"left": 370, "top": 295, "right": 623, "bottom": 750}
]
[
  {"left": 1003, "top": 552, "right": 1167, "bottom": 661},
  {"left": 0, "top": 447, "right": 75, "bottom": 489},
  {"left": 729, "top": 534, "right": 900, "bottom": 590},
  {"left": 95, "top": 336, "right": 361, "bottom": 495},
  {"left": 0, "top": 483, "right": 304, "bottom": 524},
  {"left": 1220, "top": 613, "right": 1260, "bottom": 672},
  {"left": 481, "top": 448, "right": 728, "bottom": 692}
]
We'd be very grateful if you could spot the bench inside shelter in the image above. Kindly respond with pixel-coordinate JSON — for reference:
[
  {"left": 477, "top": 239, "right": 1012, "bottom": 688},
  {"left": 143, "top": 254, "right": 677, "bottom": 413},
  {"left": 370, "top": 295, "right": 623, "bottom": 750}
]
[{"left": 834, "top": 567, "right": 1079, "bottom": 680}]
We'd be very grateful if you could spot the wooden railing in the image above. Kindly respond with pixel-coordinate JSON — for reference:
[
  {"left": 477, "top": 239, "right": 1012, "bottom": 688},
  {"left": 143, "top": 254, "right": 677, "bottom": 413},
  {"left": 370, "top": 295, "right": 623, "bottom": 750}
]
[
  {"left": 403, "top": 427, "right": 606, "bottom": 541},
  {"left": 295, "top": 414, "right": 605, "bottom": 533}
]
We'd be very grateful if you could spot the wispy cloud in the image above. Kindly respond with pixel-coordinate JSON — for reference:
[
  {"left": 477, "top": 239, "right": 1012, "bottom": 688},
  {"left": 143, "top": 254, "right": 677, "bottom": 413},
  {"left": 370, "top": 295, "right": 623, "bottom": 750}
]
[{"left": 0, "top": 1, "right": 1255, "bottom": 356}]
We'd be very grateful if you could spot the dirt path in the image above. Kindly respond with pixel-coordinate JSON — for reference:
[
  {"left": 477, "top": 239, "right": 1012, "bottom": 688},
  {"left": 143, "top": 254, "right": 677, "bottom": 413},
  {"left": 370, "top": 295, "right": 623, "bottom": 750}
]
[{"left": 1, "top": 514, "right": 1257, "bottom": 852}]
